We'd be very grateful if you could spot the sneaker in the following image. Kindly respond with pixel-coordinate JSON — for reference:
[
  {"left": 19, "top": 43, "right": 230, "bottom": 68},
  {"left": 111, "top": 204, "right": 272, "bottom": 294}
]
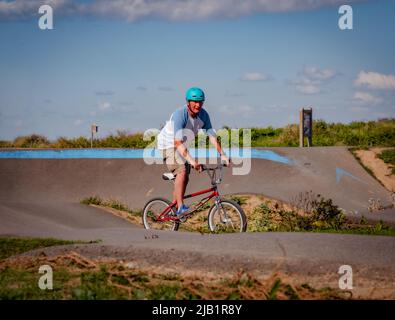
[{"left": 176, "top": 204, "right": 189, "bottom": 217}]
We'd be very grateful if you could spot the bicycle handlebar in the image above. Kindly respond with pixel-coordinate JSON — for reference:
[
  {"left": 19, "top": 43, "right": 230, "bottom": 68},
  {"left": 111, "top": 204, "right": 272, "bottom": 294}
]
[
  {"left": 199, "top": 162, "right": 228, "bottom": 185},
  {"left": 200, "top": 162, "right": 227, "bottom": 171}
]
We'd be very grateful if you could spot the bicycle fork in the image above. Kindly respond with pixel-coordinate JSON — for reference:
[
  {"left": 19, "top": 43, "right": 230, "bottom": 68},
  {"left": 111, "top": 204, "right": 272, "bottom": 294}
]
[{"left": 214, "top": 196, "right": 233, "bottom": 225}]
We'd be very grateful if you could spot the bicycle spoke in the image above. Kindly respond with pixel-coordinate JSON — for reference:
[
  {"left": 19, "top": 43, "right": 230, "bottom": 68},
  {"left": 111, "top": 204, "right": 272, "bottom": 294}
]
[
  {"left": 208, "top": 199, "right": 246, "bottom": 233},
  {"left": 143, "top": 198, "right": 179, "bottom": 231}
]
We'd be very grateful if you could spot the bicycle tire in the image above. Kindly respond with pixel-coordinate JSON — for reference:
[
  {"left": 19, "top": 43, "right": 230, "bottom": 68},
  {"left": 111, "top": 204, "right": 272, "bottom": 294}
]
[
  {"left": 207, "top": 198, "right": 247, "bottom": 233},
  {"left": 142, "top": 197, "right": 179, "bottom": 231}
]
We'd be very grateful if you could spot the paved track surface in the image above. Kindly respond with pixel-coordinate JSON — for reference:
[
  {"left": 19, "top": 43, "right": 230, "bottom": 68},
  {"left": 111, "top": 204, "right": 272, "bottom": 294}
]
[{"left": 1, "top": 147, "right": 394, "bottom": 287}]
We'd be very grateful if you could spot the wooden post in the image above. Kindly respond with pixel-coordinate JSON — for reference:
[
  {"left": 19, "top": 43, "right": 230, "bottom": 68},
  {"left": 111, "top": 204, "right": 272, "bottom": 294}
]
[
  {"left": 299, "top": 109, "right": 304, "bottom": 147},
  {"left": 299, "top": 108, "right": 313, "bottom": 147},
  {"left": 91, "top": 124, "right": 98, "bottom": 148}
]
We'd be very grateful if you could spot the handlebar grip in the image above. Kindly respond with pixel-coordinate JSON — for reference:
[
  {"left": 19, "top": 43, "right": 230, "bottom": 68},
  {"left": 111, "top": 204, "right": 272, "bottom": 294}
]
[{"left": 221, "top": 160, "right": 230, "bottom": 167}]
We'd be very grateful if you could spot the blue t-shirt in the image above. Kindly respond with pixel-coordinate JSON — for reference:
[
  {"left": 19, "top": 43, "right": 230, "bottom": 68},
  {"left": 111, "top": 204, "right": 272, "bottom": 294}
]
[{"left": 157, "top": 106, "right": 215, "bottom": 149}]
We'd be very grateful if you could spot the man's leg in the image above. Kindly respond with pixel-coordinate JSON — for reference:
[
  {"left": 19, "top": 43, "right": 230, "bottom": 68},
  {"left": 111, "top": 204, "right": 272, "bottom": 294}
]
[
  {"left": 174, "top": 169, "right": 189, "bottom": 210},
  {"left": 164, "top": 148, "right": 190, "bottom": 210}
]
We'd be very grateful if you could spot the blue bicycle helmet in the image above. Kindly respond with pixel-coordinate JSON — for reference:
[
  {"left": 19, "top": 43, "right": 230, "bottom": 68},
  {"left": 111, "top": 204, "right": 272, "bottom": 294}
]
[{"left": 186, "top": 87, "right": 205, "bottom": 101}]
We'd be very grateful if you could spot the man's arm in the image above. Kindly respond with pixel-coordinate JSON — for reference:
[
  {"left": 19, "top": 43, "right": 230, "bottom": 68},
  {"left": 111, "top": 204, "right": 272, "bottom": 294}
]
[
  {"left": 209, "top": 135, "right": 230, "bottom": 166},
  {"left": 174, "top": 140, "right": 200, "bottom": 169}
]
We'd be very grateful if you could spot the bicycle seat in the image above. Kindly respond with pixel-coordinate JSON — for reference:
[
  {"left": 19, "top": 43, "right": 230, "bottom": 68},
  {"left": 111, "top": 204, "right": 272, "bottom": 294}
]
[{"left": 162, "top": 173, "right": 176, "bottom": 181}]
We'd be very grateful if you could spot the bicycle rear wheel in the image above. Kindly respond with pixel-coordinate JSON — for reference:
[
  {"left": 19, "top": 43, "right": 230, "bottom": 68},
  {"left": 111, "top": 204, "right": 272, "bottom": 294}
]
[
  {"left": 142, "top": 197, "right": 179, "bottom": 231},
  {"left": 208, "top": 198, "right": 247, "bottom": 233}
]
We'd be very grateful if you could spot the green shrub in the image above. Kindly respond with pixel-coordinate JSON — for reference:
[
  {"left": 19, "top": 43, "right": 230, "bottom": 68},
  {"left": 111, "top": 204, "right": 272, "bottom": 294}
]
[
  {"left": 249, "top": 194, "right": 346, "bottom": 232},
  {"left": 0, "top": 140, "right": 11, "bottom": 148},
  {"left": 277, "top": 124, "right": 299, "bottom": 146},
  {"left": 1, "top": 119, "right": 394, "bottom": 149},
  {"left": 378, "top": 149, "right": 395, "bottom": 174},
  {"left": 13, "top": 134, "right": 51, "bottom": 148},
  {"left": 53, "top": 136, "right": 90, "bottom": 148}
]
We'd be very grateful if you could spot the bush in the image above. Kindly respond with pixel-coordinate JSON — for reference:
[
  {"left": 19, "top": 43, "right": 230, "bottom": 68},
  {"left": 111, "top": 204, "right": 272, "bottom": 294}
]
[
  {"left": 378, "top": 148, "right": 395, "bottom": 174},
  {"left": 0, "top": 140, "right": 11, "bottom": 148},
  {"left": 249, "top": 193, "right": 346, "bottom": 232},
  {"left": 100, "top": 131, "right": 151, "bottom": 148},
  {"left": 310, "top": 195, "right": 346, "bottom": 229},
  {"left": 1, "top": 119, "right": 394, "bottom": 149},
  {"left": 13, "top": 134, "right": 51, "bottom": 148},
  {"left": 277, "top": 124, "right": 299, "bottom": 146}
]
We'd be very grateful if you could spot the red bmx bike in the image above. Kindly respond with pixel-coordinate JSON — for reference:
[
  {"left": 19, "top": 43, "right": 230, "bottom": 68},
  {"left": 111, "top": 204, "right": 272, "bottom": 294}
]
[{"left": 142, "top": 163, "right": 247, "bottom": 233}]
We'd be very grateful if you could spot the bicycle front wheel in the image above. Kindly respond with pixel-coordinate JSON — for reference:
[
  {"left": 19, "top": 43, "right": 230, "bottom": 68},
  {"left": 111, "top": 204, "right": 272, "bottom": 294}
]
[
  {"left": 208, "top": 198, "right": 247, "bottom": 233},
  {"left": 142, "top": 197, "right": 179, "bottom": 231}
]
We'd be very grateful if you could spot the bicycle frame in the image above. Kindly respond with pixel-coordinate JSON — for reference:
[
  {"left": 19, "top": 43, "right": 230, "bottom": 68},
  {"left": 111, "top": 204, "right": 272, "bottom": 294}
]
[
  {"left": 156, "top": 186, "right": 220, "bottom": 222},
  {"left": 154, "top": 164, "right": 225, "bottom": 222}
]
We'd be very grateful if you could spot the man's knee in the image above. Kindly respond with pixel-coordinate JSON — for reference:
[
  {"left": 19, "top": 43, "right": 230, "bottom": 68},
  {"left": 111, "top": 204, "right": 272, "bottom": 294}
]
[{"left": 177, "top": 169, "right": 188, "bottom": 181}]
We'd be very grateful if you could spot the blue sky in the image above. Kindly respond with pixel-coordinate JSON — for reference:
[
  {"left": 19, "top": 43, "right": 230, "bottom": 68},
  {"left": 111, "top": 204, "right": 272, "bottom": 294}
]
[{"left": 0, "top": 0, "right": 394, "bottom": 140}]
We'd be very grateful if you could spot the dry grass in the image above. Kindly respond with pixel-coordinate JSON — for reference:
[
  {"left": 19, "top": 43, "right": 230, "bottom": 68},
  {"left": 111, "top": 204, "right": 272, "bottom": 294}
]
[{"left": 0, "top": 252, "right": 350, "bottom": 300}]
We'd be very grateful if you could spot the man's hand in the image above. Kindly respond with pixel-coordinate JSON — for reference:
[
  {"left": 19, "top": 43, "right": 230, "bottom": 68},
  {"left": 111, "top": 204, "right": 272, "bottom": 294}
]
[
  {"left": 190, "top": 160, "right": 203, "bottom": 172},
  {"left": 220, "top": 154, "right": 231, "bottom": 167}
]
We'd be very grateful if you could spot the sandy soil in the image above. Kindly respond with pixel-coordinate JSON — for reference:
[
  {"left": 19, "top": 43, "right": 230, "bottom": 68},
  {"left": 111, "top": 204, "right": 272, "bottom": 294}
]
[{"left": 355, "top": 148, "right": 395, "bottom": 192}]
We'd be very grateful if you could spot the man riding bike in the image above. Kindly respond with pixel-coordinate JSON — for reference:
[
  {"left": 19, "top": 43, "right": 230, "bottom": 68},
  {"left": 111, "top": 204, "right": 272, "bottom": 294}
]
[{"left": 157, "top": 87, "right": 230, "bottom": 217}]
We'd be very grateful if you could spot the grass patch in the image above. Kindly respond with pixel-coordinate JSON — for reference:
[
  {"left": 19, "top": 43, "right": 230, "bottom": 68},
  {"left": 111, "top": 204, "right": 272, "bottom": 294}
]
[
  {"left": 82, "top": 193, "right": 395, "bottom": 237},
  {"left": 0, "top": 237, "right": 93, "bottom": 260},
  {"left": 0, "top": 253, "right": 348, "bottom": 300},
  {"left": 80, "top": 196, "right": 142, "bottom": 217},
  {"left": 247, "top": 192, "right": 395, "bottom": 236},
  {"left": 227, "top": 195, "right": 248, "bottom": 206},
  {"left": 378, "top": 148, "right": 395, "bottom": 175}
]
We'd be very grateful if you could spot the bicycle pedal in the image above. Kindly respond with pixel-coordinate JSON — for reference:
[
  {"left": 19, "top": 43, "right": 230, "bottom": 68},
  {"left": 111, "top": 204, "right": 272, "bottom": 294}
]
[{"left": 177, "top": 212, "right": 192, "bottom": 222}]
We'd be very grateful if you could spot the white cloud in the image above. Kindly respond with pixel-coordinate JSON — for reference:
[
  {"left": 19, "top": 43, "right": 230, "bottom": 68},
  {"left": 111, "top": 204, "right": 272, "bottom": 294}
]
[
  {"left": 73, "top": 118, "right": 83, "bottom": 126},
  {"left": 98, "top": 101, "right": 111, "bottom": 110},
  {"left": 219, "top": 104, "right": 255, "bottom": 117},
  {"left": 350, "top": 106, "right": 370, "bottom": 113},
  {"left": 303, "top": 67, "right": 337, "bottom": 81},
  {"left": 240, "top": 72, "right": 271, "bottom": 82},
  {"left": 355, "top": 71, "right": 395, "bottom": 90},
  {"left": 291, "top": 66, "right": 337, "bottom": 95},
  {"left": 86, "top": 0, "right": 366, "bottom": 22},
  {"left": 95, "top": 90, "right": 114, "bottom": 96},
  {"left": 353, "top": 91, "right": 383, "bottom": 105},
  {"left": 0, "top": 0, "right": 365, "bottom": 21},
  {"left": 296, "top": 84, "right": 321, "bottom": 95},
  {"left": 14, "top": 119, "right": 23, "bottom": 127},
  {"left": 0, "top": 0, "right": 72, "bottom": 20}
]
